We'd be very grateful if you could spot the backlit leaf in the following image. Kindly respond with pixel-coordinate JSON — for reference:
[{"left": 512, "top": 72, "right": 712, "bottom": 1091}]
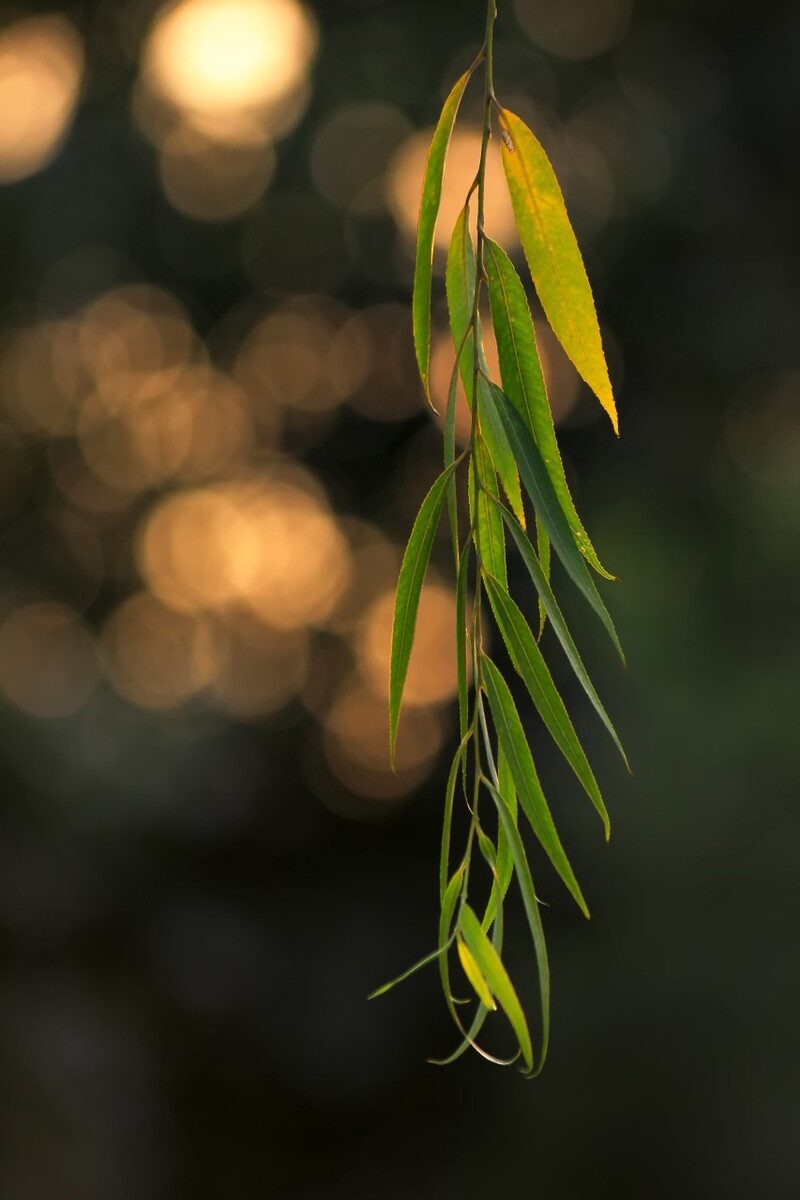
[
  {"left": 483, "top": 571, "right": 610, "bottom": 837},
  {"left": 459, "top": 902, "right": 533, "bottom": 1072},
  {"left": 473, "top": 437, "right": 507, "bottom": 587},
  {"left": 413, "top": 69, "right": 473, "bottom": 399},
  {"left": 481, "top": 382, "right": 624, "bottom": 662},
  {"left": 486, "top": 776, "right": 550, "bottom": 1075},
  {"left": 482, "top": 654, "right": 589, "bottom": 916},
  {"left": 457, "top": 937, "right": 496, "bottom": 1010},
  {"left": 446, "top": 206, "right": 524, "bottom": 524},
  {"left": 484, "top": 235, "right": 613, "bottom": 579},
  {"left": 390, "top": 465, "right": 455, "bottom": 764},
  {"left": 495, "top": 499, "right": 629, "bottom": 768},
  {"left": 498, "top": 108, "right": 618, "bottom": 434}
]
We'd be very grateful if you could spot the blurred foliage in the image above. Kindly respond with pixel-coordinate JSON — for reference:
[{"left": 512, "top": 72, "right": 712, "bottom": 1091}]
[{"left": 0, "top": 0, "right": 797, "bottom": 1197}]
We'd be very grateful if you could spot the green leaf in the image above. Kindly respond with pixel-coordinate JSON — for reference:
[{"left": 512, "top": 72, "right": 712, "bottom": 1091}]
[
  {"left": 485, "top": 776, "right": 550, "bottom": 1075},
  {"left": 459, "top": 903, "right": 533, "bottom": 1072},
  {"left": 482, "top": 746, "right": 516, "bottom": 930},
  {"left": 483, "top": 571, "right": 610, "bottom": 838},
  {"left": 444, "top": 350, "right": 461, "bottom": 562},
  {"left": 484, "top": 235, "right": 614, "bottom": 580},
  {"left": 498, "top": 108, "right": 618, "bottom": 434},
  {"left": 477, "top": 374, "right": 525, "bottom": 527},
  {"left": 473, "top": 437, "right": 507, "bottom": 587},
  {"left": 445, "top": 202, "right": 483, "bottom": 401},
  {"left": 446, "top": 206, "right": 524, "bottom": 525},
  {"left": 440, "top": 737, "right": 469, "bottom": 904},
  {"left": 496, "top": 745, "right": 517, "bottom": 895},
  {"left": 495, "top": 499, "right": 629, "bottom": 768},
  {"left": 367, "top": 928, "right": 457, "bottom": 999},
  {"left": 455, "top": 544, "right": 472, "bottom": 751},
  {"left": 390, "top": 465, "right": 454, "bottom": 764},
  {"left": 412, "top": 69, "right": 473, "bottom": 400},
  {"left": 481, "top": 382, "right": 624, "bottom": 662},
  {"left": 536, "top": 516, "right": 550, "bottom": 638},
  {"left": 481, "top": 654, "right": 589, "bottom": 917}
]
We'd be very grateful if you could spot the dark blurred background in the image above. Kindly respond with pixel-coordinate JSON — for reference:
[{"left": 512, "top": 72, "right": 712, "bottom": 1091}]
[{"left": 0, "top": 0, "right": 797, "bottom": 1195}]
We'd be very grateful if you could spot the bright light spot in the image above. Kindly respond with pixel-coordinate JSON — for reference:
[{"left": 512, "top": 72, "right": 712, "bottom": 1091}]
[
  {"left": 0, "top": 602, "right": 98, "bottom": 719},
  {"left": 234, "top": 298, "right": 370, "bottom": 417},
  {"left": 142, "top": 0, "right": 317, "bottom": 143},
  {"left": 388, "top": 125, "right": 515, "bottom": 255},
  {"left": 0, "top": 16, "right": 84, "bottom": 183},
  {"left": 207, "top": 614, "right": 308, "bottom": 717},
  {"left": 101, "top": 593, "right": 222, "bottom": 711},
  {"left": 1, "top": 320, "right": 81, "bottom": 436},
  {"left": 323, "top": 681, "right": 444, "bottom": 802},
  {"left": 159, "top": 125, "right": 276, "bottom": 221},
  {"left": 78, "top": 365, "right": 254, "bottom": 493},
  {"left": 513, "top": 0, "right": 632, "bottom": 60},
  {"left": 137, "top": 474, "right": 351, "bottom": 630},
  {"left": 358, "top": 583, "right": 460, "bottom": 707}
]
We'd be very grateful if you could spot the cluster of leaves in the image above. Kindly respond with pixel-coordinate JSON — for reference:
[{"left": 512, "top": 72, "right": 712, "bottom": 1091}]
[{"left": 374, "top": 3, "right": 628, "bottom": 1075}]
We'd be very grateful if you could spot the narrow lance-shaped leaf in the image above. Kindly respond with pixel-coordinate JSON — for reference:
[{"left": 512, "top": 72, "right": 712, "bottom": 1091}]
[
  {"left": 473, "top": 438, "right": 507, "bottom": 587},
  {"left": 482, "top": 654, "right": 589, "bottom": 917},
  {"left": 484, "top": 235, "right": 614, "bottom": 580},
  {"left": 457, "top": 937, "right": 496, "bottom": 1011},
  {"left": 483, "top": 570, "right": 610, "bottom": 838},
  {"left": 481, "top": 381, "right": 624, "bottom": 663},
  {"left": 482, "top": 746, "right": 516, "bottom": 930},
  {"left": 413, "top": 68, "right": 473, "bottom": 399},
  {"left": 477, "top": 374, "right": 525, "bottom": 528},
  {"left": 455, "top": 543, "right": 471, "bottom": 750},
  {"left": 459, "top": 903, "right": 533, "bottom": 1072},
  {"left": 446, "top": 206, "right": 524, "bottom": 526},
  {"left": 485, "top": 776, "right": 550, "bottom": 1075},
  {"left": 536, "top": 517, "right": 550, "bottom": 638},
  {"left": 390, "top": 465, "right": 455, "bottom": 764},
  {"left": 494, "top": 498, "right": 629, "bottom": 768},
  {"left": 445, "top": 202, "right": 485, "bottom": 399},
  {"left": 434, "top": 832, "right": 516, "bottom": 1069},
  {"left": 498, "top": 107, "right": 619, "bottom": 434}
]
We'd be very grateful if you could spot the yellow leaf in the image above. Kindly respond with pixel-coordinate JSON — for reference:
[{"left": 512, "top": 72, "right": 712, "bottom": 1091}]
[
  {"left": 456, "top": 936, "right": 497, "bottom": 1010},
  {"left": 499, "top": 108, "right": 619, "bottom": 434}
]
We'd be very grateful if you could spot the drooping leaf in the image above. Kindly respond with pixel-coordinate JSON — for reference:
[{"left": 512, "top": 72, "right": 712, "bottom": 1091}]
[
  {"left": 486, "top": 776, "right": 550, "bottom": 1075},
  {"left": 458, "top": 937, "right": 495, "bottom": 1008},
  {"left": 495, "top": 499, "right": 629, "bottom": 768},
  {"left": 481, "top": 654, "right": 589, "bottom": 916},
  {"left": 484, "top": 235, "right": 613, "bottom": 579},
  {"left": 477, "top": 374, "right": 525, "bottom": 526},
  {"left": 482, "top": 746, "right": 516, "bottom": 930},
  {"left": 536, "top": 516, "right": 550, "bottom": 638},
  {"left": 473, "top": 438, "right": 507, "bottom": 587},
  {"left": 367, "top": 927, "right": 457, "bottom": 999},
  {"left": 446, "top": 202, "right": 484, "bottom": 401},
  {"left": 440, "top": 736, "right": 469, "bottom": 904},
  {"left": 459, "top": 903, "right": 533, "bottom": 1072},
  {"left": 483, "top": 570, "right": 610, "bottom": 838},
  {"left": 390, "top": 465, "right": 455, "bottom": 764},
  {"left": 444, "top": 347, "right": 463, "bottom": 562},
  {"left": 481, "top": 382, "right": 624, "bottom": 662},
  {"left": 498, "top": 107, "right": 618, "bottom": 434},
  {"left": 446, "top": 207, "right": 524, "bottom": 525},
  {"left": 413, "top": 69, "right": 473, "bottom": 399},
  {"left": 455, "top": 544, "right": 472, "bottom": 751}
]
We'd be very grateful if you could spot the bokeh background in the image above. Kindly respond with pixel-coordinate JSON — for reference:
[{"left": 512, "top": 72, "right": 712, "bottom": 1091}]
[{"left": 0, "top": 0, "right": 797, "bottom": 1195}]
